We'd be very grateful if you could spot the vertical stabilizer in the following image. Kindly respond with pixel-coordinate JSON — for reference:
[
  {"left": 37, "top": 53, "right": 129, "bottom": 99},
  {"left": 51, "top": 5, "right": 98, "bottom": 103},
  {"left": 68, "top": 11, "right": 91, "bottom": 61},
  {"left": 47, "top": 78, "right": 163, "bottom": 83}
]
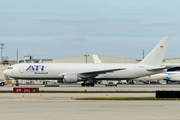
[
  {"left": 92, "top": 55, "right": 102, "bottom": 64},
  {"left": 138, "top": 38, "right": 171, "bottom": 67}
]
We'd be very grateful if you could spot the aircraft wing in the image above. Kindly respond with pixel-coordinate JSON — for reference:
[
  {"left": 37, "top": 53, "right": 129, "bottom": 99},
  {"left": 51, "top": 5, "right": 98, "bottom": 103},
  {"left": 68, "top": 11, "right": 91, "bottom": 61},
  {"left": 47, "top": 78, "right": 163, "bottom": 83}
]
[{"left": 78, "top": 68, "right": 126, "bottom": 78}]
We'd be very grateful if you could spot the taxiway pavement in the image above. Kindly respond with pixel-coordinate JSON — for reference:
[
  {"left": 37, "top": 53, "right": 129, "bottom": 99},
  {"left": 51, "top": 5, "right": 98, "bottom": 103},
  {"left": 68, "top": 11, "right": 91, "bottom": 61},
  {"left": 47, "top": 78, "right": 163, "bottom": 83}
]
[{"left": 0, "top": 96, "right": 179, "bottom": 120}]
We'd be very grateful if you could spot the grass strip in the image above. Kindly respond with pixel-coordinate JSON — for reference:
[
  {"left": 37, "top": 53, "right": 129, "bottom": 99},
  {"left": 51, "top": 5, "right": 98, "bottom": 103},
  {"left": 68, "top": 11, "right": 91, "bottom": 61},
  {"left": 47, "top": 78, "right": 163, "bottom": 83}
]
[
  {"left": 75, "top": 97, "right": 180, "bottom": 101},
  {"left": 39, "top": 91, "right": 155, "bottom": 93},
  {"left": 0, "top": 91, "right": 13, "bottom": 93},
  {"left": 0, "top": 91, "right": 155, "bottom": 93}
]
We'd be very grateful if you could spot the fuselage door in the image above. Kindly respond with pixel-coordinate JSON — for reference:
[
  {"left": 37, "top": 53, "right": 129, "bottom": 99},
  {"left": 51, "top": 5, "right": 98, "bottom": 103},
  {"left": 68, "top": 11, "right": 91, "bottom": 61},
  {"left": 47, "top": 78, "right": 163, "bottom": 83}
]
[{"left": 20, "top": 66, "right": 24, "bottom": 73}]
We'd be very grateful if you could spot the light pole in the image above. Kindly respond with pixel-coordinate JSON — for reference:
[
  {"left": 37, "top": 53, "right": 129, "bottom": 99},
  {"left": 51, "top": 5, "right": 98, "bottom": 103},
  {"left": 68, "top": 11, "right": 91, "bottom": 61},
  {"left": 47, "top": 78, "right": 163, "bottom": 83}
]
[
  {"left": 0, "top": 43, "right": 4, "bottom": 63},
  {"left": 84, "top": 55, "right": 89, "bottom": 63}
]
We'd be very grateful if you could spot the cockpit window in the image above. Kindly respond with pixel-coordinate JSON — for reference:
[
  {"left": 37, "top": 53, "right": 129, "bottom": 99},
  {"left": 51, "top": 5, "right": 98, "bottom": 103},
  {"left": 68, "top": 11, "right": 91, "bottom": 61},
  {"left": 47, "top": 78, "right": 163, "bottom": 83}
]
[{"left": 7, "top": 67, "right": 13, "bottom": 70}]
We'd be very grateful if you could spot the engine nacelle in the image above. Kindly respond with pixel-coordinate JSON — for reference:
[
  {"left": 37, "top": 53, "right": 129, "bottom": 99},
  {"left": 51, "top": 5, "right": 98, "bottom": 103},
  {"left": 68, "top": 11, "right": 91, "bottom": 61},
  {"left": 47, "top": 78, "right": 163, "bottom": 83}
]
[{"left": 63, "top": 74, "right": 78, "bottom": 83}]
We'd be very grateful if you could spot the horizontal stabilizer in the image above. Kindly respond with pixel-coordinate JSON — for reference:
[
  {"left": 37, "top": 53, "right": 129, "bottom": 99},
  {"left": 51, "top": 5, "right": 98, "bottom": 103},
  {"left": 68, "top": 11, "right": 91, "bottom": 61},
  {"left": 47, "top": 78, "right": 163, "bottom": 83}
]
[
  {"left": 147, "top": 67, "right": 167, "bottom": 71},
  {"left": 164, "top": 77, "right": 171, "bottom": 80}
]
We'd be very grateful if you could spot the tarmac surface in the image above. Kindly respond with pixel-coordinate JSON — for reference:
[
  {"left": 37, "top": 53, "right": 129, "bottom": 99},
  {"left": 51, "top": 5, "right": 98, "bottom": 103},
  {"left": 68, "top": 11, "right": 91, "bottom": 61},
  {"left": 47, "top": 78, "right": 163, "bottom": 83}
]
[
  {"left": 0, "top": 93, "right": 155, "bottom": 99},
  {"left": 0, "top": 93, "right": 179, "bottom": 120},
  {"left": 1, "top": 84, "right": 180, "bottom": 91},
  {"left": 1, "top": 84, "right": 180, "bottom": 120}
]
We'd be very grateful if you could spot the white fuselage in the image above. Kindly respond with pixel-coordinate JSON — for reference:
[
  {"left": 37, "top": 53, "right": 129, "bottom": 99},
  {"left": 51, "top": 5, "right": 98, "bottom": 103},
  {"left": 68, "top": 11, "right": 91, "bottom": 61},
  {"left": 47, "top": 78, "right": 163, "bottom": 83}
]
[
  {"left": 166, "top": 72, "right": 180, "bottom": 81},
  {"left": 131, "top": 73, "right": 168, "bottom": 81},
  {"left": 3, "top": 63, "right": 166, "bottom": 81}
]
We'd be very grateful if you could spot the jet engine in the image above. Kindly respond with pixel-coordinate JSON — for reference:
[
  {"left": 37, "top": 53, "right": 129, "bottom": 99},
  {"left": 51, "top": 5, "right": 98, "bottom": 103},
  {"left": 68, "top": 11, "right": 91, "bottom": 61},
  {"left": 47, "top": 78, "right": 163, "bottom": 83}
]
[{"left": 63, "top": 74, "right": 78, "bottom": 83}]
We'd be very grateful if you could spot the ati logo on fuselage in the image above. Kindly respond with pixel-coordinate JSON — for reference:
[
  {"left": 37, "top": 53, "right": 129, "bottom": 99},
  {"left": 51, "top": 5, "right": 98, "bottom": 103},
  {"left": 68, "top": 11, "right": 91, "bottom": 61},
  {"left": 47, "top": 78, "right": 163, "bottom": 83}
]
[{"left": 26, "top": 65, "right": 45, "bottom": 71}]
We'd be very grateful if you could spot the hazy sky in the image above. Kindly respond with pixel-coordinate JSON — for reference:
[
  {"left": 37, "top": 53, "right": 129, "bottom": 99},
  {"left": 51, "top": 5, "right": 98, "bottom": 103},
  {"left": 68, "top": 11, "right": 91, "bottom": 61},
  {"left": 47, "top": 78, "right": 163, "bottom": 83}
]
[{"left": 1, "top": 0, "right": 180, "bottom": 60}]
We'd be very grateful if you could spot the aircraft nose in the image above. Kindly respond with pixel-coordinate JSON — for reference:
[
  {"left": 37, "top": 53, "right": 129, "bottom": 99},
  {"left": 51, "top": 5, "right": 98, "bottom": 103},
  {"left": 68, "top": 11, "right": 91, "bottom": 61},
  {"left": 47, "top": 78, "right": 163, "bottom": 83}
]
[
  {"left": 165, "top": 74, "right": 168, "bottom": 77},
  {"left": 163, "top": 74, "right": 168, "bottom": 79},
  {"left": 3, "top": 70, "right": 9, "bottom": 76}
]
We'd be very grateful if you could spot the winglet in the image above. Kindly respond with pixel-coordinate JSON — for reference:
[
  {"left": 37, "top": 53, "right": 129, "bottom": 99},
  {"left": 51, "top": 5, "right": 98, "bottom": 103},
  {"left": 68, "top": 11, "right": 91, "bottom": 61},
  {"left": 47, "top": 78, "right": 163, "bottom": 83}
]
[{"left": 138, "top": 38, "right": 171, "bottom": 67}]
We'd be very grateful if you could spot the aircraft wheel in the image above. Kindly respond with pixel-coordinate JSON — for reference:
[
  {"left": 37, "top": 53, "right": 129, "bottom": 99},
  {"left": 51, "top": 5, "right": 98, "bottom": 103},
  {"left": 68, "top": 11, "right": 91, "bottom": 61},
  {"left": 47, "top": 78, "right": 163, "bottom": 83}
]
[
  {"left": 0, "top": 82, "right": 4, "bottom": 86},
  {"left": 86, "top": 83, "right": 90, "bottom": 87},
  {"left": 81, "top": 83, "right": 85, "bottom": 87}
]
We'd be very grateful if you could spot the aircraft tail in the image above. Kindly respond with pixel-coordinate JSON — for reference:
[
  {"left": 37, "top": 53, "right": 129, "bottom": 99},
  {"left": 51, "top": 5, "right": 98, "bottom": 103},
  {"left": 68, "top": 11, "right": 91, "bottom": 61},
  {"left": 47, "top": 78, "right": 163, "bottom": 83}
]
[
  {"left": 138, "top": 38, "right": 171, "bottom": 67},
  {"left": 92, "top": 55, "right": 102, "bottom": 64}
]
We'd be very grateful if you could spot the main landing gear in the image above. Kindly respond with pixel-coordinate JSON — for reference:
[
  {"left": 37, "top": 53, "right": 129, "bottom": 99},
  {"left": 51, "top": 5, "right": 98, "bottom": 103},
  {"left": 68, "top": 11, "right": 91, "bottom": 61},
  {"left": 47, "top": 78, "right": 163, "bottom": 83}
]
[{"left": 81, "top": 82, "right": 94, "bottom": 87}]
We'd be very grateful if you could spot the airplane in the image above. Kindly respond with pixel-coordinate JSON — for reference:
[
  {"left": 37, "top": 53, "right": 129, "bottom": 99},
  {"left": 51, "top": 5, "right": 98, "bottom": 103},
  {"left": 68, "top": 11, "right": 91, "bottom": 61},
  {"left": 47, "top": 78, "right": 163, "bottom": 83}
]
[
  {"left": 92, "top": 55, "right": 168, "bottom": 83},
  {"left": 3, "top": 38, "right": 171, "bottom": 87},
  {"left": 131, "top": 73, "right": 168, "bottom": 83},
  {"left": 165, "top": 71, "right": 180, "bottom": 82},
  {"left": 92, "top": 55, "right": 102, "bottom": 64}
]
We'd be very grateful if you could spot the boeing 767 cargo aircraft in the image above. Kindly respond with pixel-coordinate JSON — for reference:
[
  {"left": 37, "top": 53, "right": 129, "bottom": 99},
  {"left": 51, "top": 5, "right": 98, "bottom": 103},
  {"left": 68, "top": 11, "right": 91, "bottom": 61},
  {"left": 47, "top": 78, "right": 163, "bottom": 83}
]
[{"left": 3, "top": 38, "right": 171, "bottom": 87}]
